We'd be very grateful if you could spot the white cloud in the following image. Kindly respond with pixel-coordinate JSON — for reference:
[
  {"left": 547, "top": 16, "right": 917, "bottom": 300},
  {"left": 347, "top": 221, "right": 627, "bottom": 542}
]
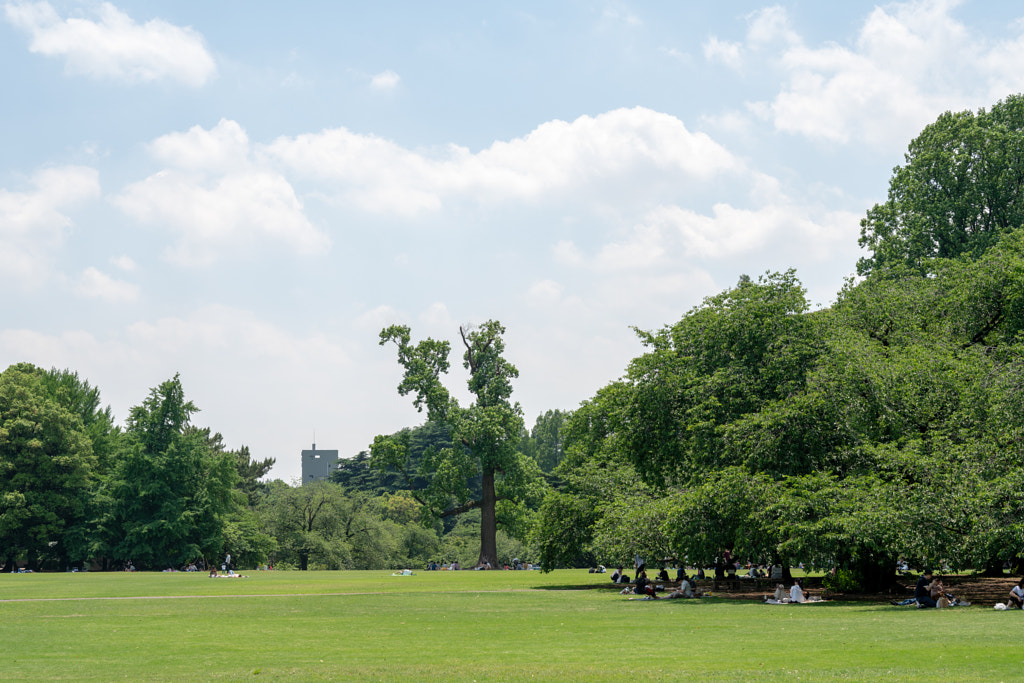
[
  {"left": 703, "top": 36, "right": 743, "bottom": 70},
  {"left": 75, "top": 266, "right": 138, "bottom": 302},
  {"left": 527, "top": 279, "right": 563, "bottom": 304},
  {"left": 148, "top": 119, "right": 250, "bottom": 172},
  {"left": 0, "top": 165, "right": 99, "bottom": 282},
  {"left": 266, "top": 107, "right": 739, "bottom": 216},
  {"left": 370, "top": 69, "right": 400, "bottom": 91},
  {"left": 602, "top": 3, "right": 642, "bottom": 28},
  {"left": 740, "top": 1, "right": 1024, "bottom": 147},
  {"left": 4, "top": 1, "right": 216, "bottom": 86},
  {"left": 557, "top": 193, "right": 861, "bottom": 275},
  {"left": 593, "top": 222, "right": 665, "bottom": 271},
  {"left": 746, "top": 5, "right": 800, "bottom": 48},
  {"left": 126, "top": 305, "right": 348, "bottom": 366},
  {"left": 110, "top": 255, "right": 136, "bottom": 271},
  {"left": 355, "top": 305, "right": 402, "bottom": 333},
  {"left": 114, "top": 120, "right": 328, "bottom": 266},
  {"left": 418, "top": 302, "right": 456, "bottom": 332}
]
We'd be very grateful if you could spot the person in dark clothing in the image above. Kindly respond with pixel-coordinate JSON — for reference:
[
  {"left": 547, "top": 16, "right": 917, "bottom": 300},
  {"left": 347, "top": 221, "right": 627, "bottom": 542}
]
[
  {"left": 915, "top": 570, "right": 937, "bottom": 608},
  {"left": 634, "top": 570, "right": 656, "bottom": 598}
]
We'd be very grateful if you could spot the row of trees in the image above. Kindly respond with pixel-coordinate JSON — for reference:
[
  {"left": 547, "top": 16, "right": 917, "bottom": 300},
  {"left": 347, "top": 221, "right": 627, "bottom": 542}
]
[
  {"left": 0, "top": 362, "right": 560, "bottom": 572},
  {"left": 0, "top": 368, "right": 274, "bottom": 571}
]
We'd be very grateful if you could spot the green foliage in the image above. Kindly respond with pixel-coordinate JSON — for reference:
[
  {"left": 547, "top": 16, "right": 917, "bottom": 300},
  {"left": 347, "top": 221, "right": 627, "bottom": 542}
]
[
  {"left": 822, "top": 568, "right": 863, "bottom": 593},
  {"left": 372, "top": 320, "right": 543, "bottom": 567},
  {"left": 102, "top": 375, "right": 241, "bottom": 569},
  {"left": 860, "top": 94, "right": 1024, "bottom": 275},
  {"left": 0, "top": 363, "right": 98, "bottom": 570},
  {"left": 520, "top": 409, "right": 569, "bottom": 473},
  {"left": 544, "top": 215, "right": 1024, "bottom": 583}
]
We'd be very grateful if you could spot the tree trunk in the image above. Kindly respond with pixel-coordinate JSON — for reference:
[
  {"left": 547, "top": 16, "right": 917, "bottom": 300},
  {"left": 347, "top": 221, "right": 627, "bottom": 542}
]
[
  {"left": 477, "top": 468, "right": 498, "bottom": 568},
  {"left": 980, "top": 557, "right": 1006, "bottom": 577},
  {"left": 855, "top": 550, "right": 895, "bottom": 592}
]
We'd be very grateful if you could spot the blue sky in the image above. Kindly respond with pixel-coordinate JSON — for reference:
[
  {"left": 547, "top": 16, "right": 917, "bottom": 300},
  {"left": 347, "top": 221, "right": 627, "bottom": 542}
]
[{"left": 3, "top": 0, "right": 1023, "bottom": 481}]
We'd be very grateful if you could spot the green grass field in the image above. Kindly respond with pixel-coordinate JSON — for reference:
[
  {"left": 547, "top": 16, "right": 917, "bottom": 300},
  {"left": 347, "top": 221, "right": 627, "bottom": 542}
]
[{"left": 0, "top": 570, "right": 1017, "bottom": 681}]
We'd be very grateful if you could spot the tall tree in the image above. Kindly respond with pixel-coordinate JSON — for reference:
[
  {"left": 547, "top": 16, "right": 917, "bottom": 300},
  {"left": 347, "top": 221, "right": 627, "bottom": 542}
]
[
  {"left": 859, "top": 94, "right": 1024, "bottom": 275},
  {"left": 102, "top": 375, "right": 240, "bottom": 569},
  {"left": 372, "top": 320, "right": 541, "bottom": 568},
  {"left": 0, "top": 364, "right": 98, "bottom": 571}
]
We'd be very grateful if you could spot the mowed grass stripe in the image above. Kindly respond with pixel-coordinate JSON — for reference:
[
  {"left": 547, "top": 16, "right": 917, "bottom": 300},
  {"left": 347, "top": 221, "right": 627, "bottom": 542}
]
[{"left": 0, "top": 571, "right": 1016, "bottom": 681}]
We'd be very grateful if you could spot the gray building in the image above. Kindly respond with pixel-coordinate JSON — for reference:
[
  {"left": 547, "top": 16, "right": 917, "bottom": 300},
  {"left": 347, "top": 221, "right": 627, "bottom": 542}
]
[{"left": 301, "top": 443, "right": 339, "bottom": 483}]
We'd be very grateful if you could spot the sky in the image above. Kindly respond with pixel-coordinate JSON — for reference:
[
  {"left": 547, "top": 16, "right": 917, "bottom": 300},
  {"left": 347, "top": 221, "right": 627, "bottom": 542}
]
[{"left": 3, "top": 0, "right": 1024, "bottom": 482}]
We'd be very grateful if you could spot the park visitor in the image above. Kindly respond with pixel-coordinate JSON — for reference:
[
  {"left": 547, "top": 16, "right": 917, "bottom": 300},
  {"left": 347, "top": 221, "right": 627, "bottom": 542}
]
[
  {"left": 1009, "top": 578, "right": 1024, "bottom": 609},
  {"left": 914, "top": 570, "right": 937, "bottom": 608}
]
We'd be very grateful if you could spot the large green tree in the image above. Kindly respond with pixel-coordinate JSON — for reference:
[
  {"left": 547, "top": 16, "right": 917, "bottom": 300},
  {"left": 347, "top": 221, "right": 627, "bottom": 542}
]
[
  {"left": 859, "top": 94, "right": 1024, "bottom": 275},
  {"left": 101, "top": 375, "right": 241, "bottom": 569},
  {"left": 372, "top": 320, "right": 542, "bottom": 568},
  {"left": 0, "top": 364, "right": 98, "bottom": 571}
]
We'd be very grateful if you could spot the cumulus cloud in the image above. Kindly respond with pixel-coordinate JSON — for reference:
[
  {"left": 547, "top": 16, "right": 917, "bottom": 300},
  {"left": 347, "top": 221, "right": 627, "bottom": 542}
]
[
  {"left": 557, "top": 192, "right": 861, "bottom": 279},
  {"left": 736, "top": 1, "right": 1024, "bottom": 147},
  {"left": 265, "top": 107, "right": 739, "bottom": 216},
  {"left": 113, "top": 120, "right": 328, "bottom": 266},
  {"left": 0, "top": 165, "right": 99, "bottom": 282},
  {"left": 148, "top": 119, "right": 250, "bottom": 172},
  {"left": 703, "top": 36, "right": 743, "bottom": 70},
  {"left": 75, "top": 266, "right": 138, "bottom": 302},
  {"left": 127, "top": 305, "right": 348, "bottom": 366},
  {"left": 370, "top": 69, "right": 400, "bottom": 90},
  {"left": 4, "top": 1, "right": 216, "bottom": 86}
]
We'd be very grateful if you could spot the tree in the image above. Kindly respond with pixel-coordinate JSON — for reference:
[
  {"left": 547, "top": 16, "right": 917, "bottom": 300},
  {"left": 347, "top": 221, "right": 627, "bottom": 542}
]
[
  {"left": 372, "top": 320, "right": 542, "bottom": 568},
  {"left": 102, "top": 375, "right": 241, "bottom": 569},
  {"left": 859, "top": 94, "right": 1024, "bottom": 275},
  {"left": 618, "top": 270, "right": 823, "bottom": 485},
  {"left": 521, "top": 409, "right": 569, "bottom": 474},
  {"left": 0, "top": 364, "right": 98, "bottom": 571},
  {"left": 257, "top": 481, "right": 398, "bottom": 570},
  {"left": 232, "top": 445, "right": 275, "bottom": 508}
]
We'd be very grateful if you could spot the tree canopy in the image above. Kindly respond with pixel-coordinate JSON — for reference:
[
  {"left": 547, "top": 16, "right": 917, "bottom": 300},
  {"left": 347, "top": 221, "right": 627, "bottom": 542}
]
[{"left": 371, "top": 320, "right": 543, "bottom": 568}]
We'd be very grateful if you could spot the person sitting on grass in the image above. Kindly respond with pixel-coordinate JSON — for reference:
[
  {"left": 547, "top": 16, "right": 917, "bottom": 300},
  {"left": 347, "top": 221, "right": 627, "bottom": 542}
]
[
  {"left": 666, "top": 577, "right": 693, "bottom": 599},
  {"left": 657, "top": 566, "right": 670, "bottom": 582},
  {"left": 790, "top": 579, "right": 806, "bottom": 604},
  {"left": 914, "top": 570, "right": 937, "bottom": 608},
  {"left": 634, "top": 570, "right": 657, "bottom": 598},
  {"left": 1009, "top": 578, "right": 1024, "bottom": 609}
]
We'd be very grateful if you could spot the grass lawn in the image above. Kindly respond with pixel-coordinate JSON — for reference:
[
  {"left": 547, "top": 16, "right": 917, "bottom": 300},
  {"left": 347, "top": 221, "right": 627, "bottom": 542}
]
[{"left": 0, "top": 569, "right": 1017, "bottom": 681}]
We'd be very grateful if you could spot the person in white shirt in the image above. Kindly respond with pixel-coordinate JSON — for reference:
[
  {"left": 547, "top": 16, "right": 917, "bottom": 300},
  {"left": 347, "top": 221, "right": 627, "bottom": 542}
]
[
  {"left": 790, "top": 580, "right": 806, "bottom": 603},
  {"left": 1009, "top": 578, "right": 1024, "bottom": 609}
]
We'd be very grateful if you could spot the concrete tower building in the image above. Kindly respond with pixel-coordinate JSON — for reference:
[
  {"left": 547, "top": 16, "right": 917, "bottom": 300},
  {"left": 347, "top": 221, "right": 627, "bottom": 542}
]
[{"left": 301, "top": 443, "right": 339, "bottom": 484}]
